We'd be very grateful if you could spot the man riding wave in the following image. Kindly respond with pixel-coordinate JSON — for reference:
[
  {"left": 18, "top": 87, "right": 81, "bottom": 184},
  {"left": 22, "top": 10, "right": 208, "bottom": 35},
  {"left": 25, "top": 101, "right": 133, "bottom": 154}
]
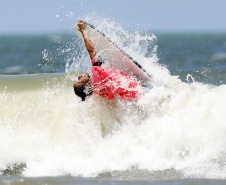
[{"left": 74, "top": 20, "right": 144, "bottom": 101}]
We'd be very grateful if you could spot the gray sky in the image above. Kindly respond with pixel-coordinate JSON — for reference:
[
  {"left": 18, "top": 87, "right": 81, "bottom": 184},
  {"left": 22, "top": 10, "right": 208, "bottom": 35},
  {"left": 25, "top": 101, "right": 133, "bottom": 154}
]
[{"left": 1, "top": 0, "right": 226, "bottom": 33}]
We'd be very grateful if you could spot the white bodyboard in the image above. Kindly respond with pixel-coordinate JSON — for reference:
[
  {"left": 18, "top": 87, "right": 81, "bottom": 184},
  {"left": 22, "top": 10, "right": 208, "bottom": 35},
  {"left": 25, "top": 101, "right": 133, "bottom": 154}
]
[{"left": 74, "top": 23, "right": 151, "bottom": 83}]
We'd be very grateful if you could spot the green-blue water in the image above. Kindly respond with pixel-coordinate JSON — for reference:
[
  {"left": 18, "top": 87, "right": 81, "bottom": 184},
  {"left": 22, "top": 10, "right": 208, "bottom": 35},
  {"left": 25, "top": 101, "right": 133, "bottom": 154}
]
[
  {"left": 1, "top": 33, "right": 226, "bottom": 85},
  {"left": 156, "top": 33, "right": 226, "bottom": 85}
]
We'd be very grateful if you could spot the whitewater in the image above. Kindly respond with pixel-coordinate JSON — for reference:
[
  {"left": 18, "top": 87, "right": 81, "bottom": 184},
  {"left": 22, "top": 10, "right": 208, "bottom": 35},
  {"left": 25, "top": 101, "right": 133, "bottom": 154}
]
[{"left": 0, "top": 19, "right": 226, "bottom": 180}]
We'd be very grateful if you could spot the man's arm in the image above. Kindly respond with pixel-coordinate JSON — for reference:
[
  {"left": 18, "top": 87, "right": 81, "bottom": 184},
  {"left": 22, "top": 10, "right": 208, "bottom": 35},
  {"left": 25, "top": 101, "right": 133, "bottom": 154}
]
[{"left": 78, "top": 20, "right": 96, "bottom": 59}]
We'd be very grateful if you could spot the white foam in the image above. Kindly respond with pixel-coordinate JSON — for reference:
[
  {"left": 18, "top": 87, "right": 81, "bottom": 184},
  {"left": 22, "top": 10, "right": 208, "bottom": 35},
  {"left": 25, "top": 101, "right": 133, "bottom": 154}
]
[{"left": 1, "top": 17, "right": 226, "bottom": 179}]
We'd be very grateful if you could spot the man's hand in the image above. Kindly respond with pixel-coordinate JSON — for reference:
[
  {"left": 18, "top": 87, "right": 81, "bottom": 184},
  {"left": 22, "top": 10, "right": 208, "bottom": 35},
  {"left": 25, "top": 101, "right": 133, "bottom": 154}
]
[{"left": 78, "top": 20, "right": 86, "bottom": 31}]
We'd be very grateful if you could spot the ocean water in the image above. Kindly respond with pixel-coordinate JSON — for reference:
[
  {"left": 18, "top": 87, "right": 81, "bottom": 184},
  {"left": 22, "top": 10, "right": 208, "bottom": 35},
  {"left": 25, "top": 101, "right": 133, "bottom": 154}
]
[{"left": 0, "top": 19, "right": 226, "bottom": 185}]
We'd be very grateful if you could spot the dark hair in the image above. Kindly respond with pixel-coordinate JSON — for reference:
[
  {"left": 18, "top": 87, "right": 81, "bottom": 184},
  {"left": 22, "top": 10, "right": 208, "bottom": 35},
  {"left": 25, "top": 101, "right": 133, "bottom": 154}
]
[
  {"left": 74, "top": 84, "right": 93, "bottom": 101},
  {"left": 74, "top": 84, "right": 87, "bottom": 101}
]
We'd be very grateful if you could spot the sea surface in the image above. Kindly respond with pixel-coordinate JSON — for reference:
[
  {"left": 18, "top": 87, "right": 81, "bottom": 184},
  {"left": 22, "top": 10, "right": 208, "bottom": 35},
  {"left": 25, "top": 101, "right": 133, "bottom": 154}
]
[{"left": 0, "top": 19, "right": 226, "bottom": 185}]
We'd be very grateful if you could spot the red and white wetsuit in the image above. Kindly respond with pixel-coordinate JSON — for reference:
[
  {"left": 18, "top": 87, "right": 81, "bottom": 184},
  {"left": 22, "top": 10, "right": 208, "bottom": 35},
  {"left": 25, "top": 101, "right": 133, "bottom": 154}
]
[{"left": 91, "top": 58, "right": 143, "bottom": 100}]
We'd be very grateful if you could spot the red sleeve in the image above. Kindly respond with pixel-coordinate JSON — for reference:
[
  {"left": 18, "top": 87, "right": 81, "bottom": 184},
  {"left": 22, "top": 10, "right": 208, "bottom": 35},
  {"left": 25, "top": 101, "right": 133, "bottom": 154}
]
[
  {"left": 91, "top": 58, "right": 103, "bottom": 66},
  {"left": 91, "top": 58, "right": 99, "bottom": 64}
]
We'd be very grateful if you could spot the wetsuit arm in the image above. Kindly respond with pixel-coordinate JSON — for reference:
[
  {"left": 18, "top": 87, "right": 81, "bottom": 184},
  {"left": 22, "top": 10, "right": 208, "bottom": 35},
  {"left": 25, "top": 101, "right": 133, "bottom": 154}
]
[{"left": 78, "top": 20, "right": 96, "bottom": 59}]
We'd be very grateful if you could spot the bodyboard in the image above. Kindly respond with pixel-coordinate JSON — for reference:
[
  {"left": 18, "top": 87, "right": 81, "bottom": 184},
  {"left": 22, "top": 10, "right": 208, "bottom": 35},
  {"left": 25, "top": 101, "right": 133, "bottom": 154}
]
[{"left": 74, "top": 23, "right": 151, "bottom": 83}]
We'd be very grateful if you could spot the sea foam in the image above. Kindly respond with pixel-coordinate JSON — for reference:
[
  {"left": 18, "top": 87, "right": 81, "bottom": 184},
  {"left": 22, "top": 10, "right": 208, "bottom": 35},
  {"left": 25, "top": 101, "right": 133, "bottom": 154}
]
[{"left": 0, "top": 17, "right": 226, "bottom": 179}]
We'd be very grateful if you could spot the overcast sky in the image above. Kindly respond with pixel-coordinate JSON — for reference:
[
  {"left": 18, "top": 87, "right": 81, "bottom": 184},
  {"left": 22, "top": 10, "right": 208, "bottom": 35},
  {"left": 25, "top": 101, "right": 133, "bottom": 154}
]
[{"left": 1, "top": 0, "right": 226, "bottom": 33}]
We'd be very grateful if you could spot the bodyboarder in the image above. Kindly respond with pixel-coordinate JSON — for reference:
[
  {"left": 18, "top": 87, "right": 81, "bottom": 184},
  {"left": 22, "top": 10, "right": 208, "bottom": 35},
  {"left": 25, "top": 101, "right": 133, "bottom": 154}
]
[{"left": 73, "top": 20, "right": 144, "bottom": 101}]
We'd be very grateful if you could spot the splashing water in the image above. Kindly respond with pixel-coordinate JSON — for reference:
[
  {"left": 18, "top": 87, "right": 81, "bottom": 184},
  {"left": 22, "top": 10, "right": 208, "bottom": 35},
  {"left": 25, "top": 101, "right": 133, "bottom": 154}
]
[{"left": 0, "top": 16, "right": 226, "bottom": 180}]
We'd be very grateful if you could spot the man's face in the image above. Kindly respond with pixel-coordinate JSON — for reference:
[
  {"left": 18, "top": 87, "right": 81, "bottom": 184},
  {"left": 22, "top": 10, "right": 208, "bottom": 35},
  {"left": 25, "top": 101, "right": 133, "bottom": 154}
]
[{"left": 74, "top": 73, "right": 91, "bottom": 87}]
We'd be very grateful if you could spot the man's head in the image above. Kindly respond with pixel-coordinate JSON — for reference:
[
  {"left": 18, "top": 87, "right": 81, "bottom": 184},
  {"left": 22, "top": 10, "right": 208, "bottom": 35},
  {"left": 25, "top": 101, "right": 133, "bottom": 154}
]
[{"left": 74, "top": 73, "right": 93, "bottom": 101}]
